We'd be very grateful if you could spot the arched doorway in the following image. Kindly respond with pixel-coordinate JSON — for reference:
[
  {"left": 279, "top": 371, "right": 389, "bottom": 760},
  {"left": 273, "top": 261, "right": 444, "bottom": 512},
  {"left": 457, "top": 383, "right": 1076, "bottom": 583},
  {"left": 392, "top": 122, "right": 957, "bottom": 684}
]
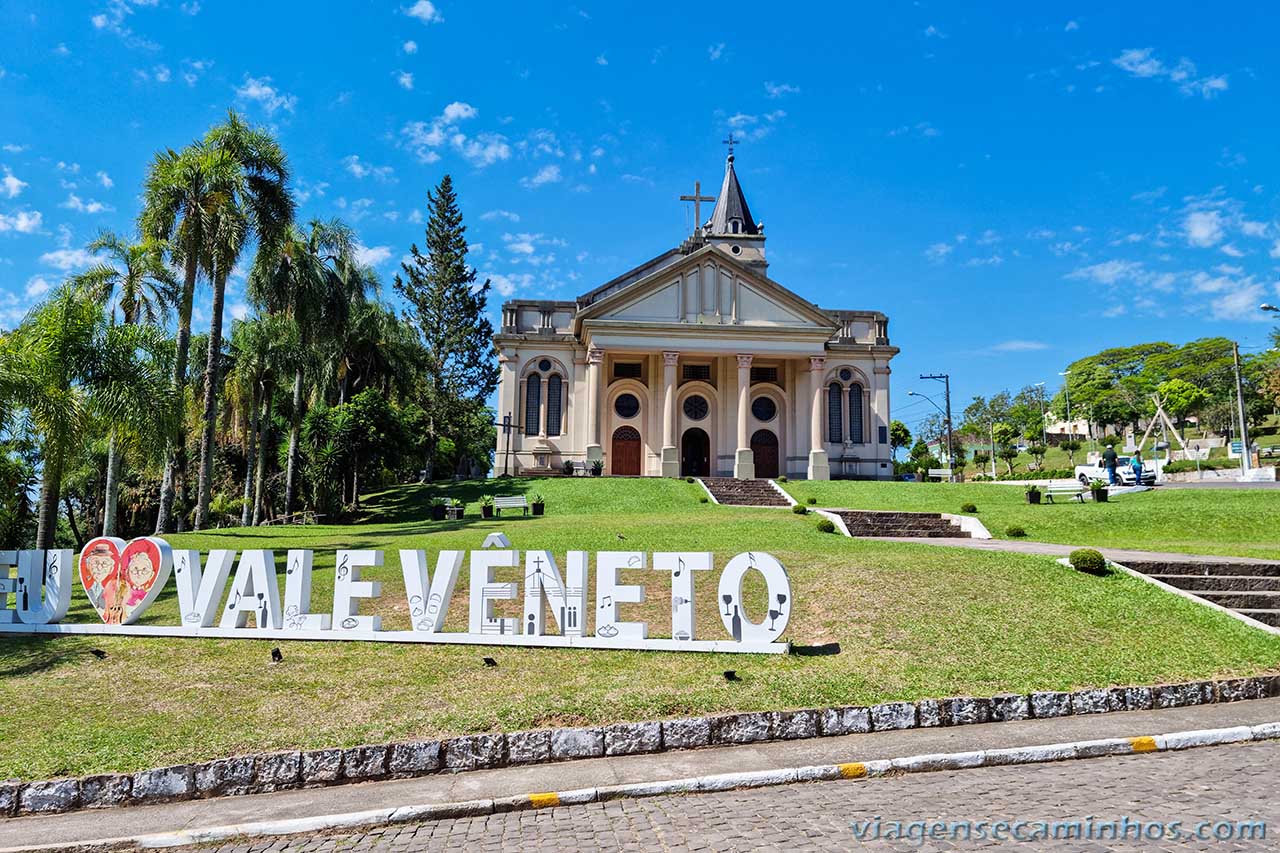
[
  {"left": 681, "top": 428, "right": 710, "bottom": 477},
  {"left": 750, "top": 429, "right": 779, "bottom": 479},
  {"left": 611, "top": 426, "right": 642, "bottom": 475}
]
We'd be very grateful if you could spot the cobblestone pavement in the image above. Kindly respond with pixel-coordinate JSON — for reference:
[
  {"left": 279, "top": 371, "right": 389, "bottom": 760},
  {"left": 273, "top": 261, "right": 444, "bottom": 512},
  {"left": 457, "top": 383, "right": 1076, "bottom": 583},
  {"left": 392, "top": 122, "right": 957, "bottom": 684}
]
[{"left": 195, "top": 740, "right": 1277, "bottom": 852}]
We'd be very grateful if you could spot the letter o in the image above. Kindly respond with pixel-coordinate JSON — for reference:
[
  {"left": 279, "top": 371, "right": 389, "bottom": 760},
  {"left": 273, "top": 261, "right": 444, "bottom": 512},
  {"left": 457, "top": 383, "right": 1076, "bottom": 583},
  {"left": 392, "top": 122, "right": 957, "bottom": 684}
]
[{"left": 717, "top": 552, "right": 791, "bottom": 643}]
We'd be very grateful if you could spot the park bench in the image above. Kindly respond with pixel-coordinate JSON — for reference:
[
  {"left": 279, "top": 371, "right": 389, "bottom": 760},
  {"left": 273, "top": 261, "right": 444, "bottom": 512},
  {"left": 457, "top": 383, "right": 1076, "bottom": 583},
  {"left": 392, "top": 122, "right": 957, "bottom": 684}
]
[
  {"left": 1044, "top": 483, "right": 1086, "bottom": 503},
  {"left": 494, "top": 495, "right": 530, "bottom": 516},
  {"left": 926, "top": 468, "right": 952, "bottom": 482}
]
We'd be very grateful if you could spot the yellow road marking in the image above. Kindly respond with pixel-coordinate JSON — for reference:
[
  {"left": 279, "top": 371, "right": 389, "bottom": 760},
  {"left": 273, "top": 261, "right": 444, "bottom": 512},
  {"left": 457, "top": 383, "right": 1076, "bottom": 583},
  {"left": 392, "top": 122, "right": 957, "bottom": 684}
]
[
  {"left": 1129, "top": 736, "right": 1159, "bottom": 753},
  {"left": 838, "top": 762, "right": 868, "bottom": 779},
  {"left": 529, "top": 792, "right": 561, "bottom": 808}
]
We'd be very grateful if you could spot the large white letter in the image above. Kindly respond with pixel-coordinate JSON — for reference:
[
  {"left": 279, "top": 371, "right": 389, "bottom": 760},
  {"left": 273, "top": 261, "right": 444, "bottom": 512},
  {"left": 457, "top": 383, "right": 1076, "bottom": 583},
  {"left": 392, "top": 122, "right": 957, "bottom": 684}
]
[
  {"left": 522, "top": 550, "right": 587, "bottom": 637},
  {"left": 595, "top": 551, "right": 647, "bottom": 640},
  {"left": 653, "top": 552, "right": 711, "bottom": 641},
  {"left": 717, "top": 551, "right": 791, "bottom": 643},
  {"left": 282, "top": 550, "right": 330, "bottom": 630},
  {"left": 469, "top": 549, "right": 519, "bottom": 635},
  {"left": 400, "top": 549, "right": 464, "bottom": 633},
  {"left": 220, "top": 550, "right": 283, "bottom": 630},
  {"left": 16, "top": 550, "right": 72, "bottom": 625},
  {"left": 173, "top": 549, "right": 237, "bottom": 627},
  {"left": 332, "top": 550, "right": 383, "bottom": 632},
  {"left": 0, "top": 551, "right": 16, "bottom": 624}
]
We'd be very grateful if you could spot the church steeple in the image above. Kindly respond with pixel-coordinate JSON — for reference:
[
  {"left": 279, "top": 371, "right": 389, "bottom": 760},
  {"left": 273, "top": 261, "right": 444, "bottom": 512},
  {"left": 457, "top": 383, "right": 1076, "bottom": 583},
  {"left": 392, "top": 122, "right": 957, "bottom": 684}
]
[{"left": 706, "top": 152, "right": 761, "bottom": 237}]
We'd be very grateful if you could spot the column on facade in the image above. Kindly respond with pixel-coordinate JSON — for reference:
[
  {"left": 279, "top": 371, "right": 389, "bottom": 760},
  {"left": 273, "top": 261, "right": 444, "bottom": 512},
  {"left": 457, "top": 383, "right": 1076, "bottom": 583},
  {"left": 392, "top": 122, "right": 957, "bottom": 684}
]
[
  {"left": 585, "top": 347, "right": 604, "bottom": 463},
  {"left": 498, "top": 350, "right": 519, "bottom": 476},
  {"left": 807, "top": 356, "right": 830, "bottom": 481},
  {"left": 733, "top": 353, "right": 755, "bottom": 479},
  {"left": 660, "top": 351, "right": 680, "bottom": 477},
  {"left": 874, "top": 364, "right": 892, "bottom": 471}
]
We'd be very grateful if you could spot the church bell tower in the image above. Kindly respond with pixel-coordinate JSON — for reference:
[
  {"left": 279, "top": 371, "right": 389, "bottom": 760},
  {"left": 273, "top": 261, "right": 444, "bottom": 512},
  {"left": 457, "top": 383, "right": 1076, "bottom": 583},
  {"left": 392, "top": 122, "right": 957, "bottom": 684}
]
[{"left": 703, "top": 140, "right": 767, "bottom": 273}]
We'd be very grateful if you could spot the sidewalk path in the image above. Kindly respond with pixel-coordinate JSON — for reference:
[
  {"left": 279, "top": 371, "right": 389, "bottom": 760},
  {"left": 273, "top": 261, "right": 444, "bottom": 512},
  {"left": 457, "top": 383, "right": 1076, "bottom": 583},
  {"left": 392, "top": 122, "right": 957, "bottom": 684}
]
[
  {"left": 866, "top": 536, "right": 1280, "bottom": 566},
  {"left": 3, "top": 699, "right": 1279, "bottom": 851}
]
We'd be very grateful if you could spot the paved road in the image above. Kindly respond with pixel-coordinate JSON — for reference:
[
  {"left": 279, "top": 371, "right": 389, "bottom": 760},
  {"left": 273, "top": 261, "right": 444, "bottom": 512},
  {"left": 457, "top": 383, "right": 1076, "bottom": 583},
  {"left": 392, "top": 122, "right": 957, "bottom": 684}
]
[{"left": 195, "top": 740, "right": 1277, "bottom": 852}]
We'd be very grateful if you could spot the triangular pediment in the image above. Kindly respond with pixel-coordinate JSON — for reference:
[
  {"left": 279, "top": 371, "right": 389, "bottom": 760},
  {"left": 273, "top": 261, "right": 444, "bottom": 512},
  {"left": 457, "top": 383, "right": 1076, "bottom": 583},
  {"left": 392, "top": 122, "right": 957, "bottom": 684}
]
[{"left": 576, "top": 246, "right": 836, "bottom": 330}]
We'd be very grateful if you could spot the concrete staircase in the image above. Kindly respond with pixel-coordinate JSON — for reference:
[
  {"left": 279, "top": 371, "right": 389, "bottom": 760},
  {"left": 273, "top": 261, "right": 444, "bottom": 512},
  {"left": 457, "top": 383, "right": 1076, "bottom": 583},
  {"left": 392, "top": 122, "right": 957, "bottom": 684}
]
[
  {"left": 699, "top": 478, "right": 791, "bottom": 507},
  {"left": 833, "top": 510, "right": 970, "bottom": 538},
  {"left": 1125, "top": 561, "right": 1280, "bottom": 628}
]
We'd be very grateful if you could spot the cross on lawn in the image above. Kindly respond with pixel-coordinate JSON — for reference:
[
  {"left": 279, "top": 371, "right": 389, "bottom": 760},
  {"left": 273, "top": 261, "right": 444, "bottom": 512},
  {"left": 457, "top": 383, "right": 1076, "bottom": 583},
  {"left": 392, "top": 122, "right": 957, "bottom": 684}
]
[{"left": 679, "top": 180, "right": 716, "bottom": 235}]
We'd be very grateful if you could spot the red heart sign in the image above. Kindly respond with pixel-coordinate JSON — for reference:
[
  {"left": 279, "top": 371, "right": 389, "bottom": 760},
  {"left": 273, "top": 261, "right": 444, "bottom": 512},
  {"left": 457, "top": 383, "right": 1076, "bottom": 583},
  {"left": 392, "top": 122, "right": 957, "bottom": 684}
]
[{"left": 78, "top": 537, "right": 172, "bottom": 624}]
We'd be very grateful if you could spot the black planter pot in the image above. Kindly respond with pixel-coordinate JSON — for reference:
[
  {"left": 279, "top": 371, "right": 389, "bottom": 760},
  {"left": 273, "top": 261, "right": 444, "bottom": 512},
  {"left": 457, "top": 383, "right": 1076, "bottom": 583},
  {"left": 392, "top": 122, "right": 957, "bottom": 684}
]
[
  {"left": 590, "top": 469, "right": 602, "bottom": 477},
  {"left": 431, "top": 505, "right": 446, "bottom": 521},
  {"left": 1025, "top": 491, "right": 1042, "bottom": 505},
  {"left": 531, "top": 503, "right": 545, "bottom": 516},
  {"left": 1091, "top": 488, "right": 1109, "bottom": 503},
  {"left": 481, "top": 505, "right": 494, "bottom": 519}
]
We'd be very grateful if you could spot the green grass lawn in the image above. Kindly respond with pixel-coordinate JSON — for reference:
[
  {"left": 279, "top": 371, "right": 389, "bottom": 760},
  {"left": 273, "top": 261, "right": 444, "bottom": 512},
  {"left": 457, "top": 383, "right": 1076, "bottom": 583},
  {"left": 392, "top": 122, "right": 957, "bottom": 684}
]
[
  {"left": 783, "top": 480, "right": 1280, "bottom": 560},
  {"left": 1, "top": 476, "right": 1277, "bottom": 781}
]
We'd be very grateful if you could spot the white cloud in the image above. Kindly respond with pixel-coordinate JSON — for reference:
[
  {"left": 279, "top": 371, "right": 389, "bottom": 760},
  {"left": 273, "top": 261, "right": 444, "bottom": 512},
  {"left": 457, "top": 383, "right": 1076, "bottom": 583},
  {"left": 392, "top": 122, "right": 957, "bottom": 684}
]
[
  {"left": 343, "top": 155, "right": 395, "bottom": 182},
  {"left": 924, "top": 242, "right": 952, "bottom": 262},
  {"left": 708, "top": 43, "right": 725, "bottom": 61},
  {"left": 1220, "top": 243, "right": 1244, "bottom": 258},
  {"left": 888, "top": 121, "right": 939, "bottom": 139},
  {"left": 154, "top": 64, "right": 171, "bottom": 82},
  {"left": 595, "top": 54, "right": 608, "bottom": 66},
  {"left": 57, "top": 161, "right": 80, "bottom": 174},
  {"left": 40, "top": 247, "right": 96, "bottom": 270},
  {"left": 54, "top": 43, "right": 71, "bottom": 56},
  {"left": 1112, "top": 48, "right": 1228, "bottom": 99},
  {"left": 963, "top": 254, "right": 1004, "bottom": 267},
  {"left": 991, "top": 340, "right": 1048, "bottom": 352},
  {"left": 90, "top": 0, "right": 162, "bottom": 50},
  {"left": 396, "top": 70, "right": 414, "bottom": 90},
  {"left": 401, "top": 102, "right": 509, "bottom": 167},
  {"left": 520, "top": 164, "right": 562, "bottom": 189},
  {"left": 1, "top": 144, "right": 26, "bottom": 154},
  {"left": 764, "top": 81, "right": 800, "bottom": 98},
  {"left": 1270, "top": 239, "right": 1280, "bottom": 259},
  {"left": 923, "top": 24, "right": 946, "bottom": 38},
  {"left": 96, "top": 170, "right": 114, "bottom": 189},
  {"left": 234, "top": 75, "right": 297, "bottom": 115},
  {"left": 1, "top": 167, "right": 27, "bottom": 199},
  {"left": 404, "top": 1, "right": 442, "bottom": 24},
  {"left": 403, "top": 40, "right": 418, "bottom": 54},
  {"left": 1183, "top": 210, "right": 1224, "bottom": 247},
  {"left": 726, "top": 110, "right": 787, "bottom": 141},
  {"left": 1065, "top": 20, "right": 1079, "bottom": 32},
  {"left": 354, "top": 244, "right": 392, "bottom": 266},
  {"left": 181, "top": 58, "right": 211, "bottom": 86},
  {"left": 0, "top": 209, "right": 42, "bottom": 234},
  {"left": 486, "top": 272, "right": 533, "bottom": 297},
  {"left": 229, "top": 301, "right": 248, "bottom": 321},
  {"left": 25, "top": 276, "right": 52, "bottom": 298},
  {"left": 481, "top": 209, "right": 520, "bottom": 222},
  {"left": 60, "top": 193, "right": 113, "bottom": 214}
]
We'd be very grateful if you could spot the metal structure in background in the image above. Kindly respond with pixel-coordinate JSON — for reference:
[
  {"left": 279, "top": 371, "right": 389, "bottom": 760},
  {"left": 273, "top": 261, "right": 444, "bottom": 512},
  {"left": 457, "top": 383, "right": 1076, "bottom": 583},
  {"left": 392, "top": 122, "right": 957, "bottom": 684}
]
[
  {"left": 494, "top": 413, "right": 527, "bottom": 478},
  {"left": 1034, "top": 381, "right": 1048, "bottom": 447},
  {"left": 920, "top": 373, "right": 954, "bottom": 482},
  {"left": 1232, "top": 340, "right": 1252, "bottom": 474}
]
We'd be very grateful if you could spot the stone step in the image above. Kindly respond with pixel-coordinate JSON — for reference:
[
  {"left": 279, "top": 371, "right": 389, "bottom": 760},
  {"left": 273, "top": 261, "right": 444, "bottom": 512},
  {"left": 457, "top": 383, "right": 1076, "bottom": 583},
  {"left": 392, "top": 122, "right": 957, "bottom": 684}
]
[
  {"left": 1151, "top": 574, "right": 1280, "bottom": 593},
  {"left": 698, "top": 478, "right": 791, "bottom": 507},
  {"left": 834, "top": 510, "right": 968, "bottom": 539},
  {"left": 1235, "top": 609, "right": 1280, "bottom": 627},
  {"left": 1124, "top": 560, "right": 1280, "bottom": 578},
  {"left": 1195, "top": 590, "right": 1280, "bottom": 610}
]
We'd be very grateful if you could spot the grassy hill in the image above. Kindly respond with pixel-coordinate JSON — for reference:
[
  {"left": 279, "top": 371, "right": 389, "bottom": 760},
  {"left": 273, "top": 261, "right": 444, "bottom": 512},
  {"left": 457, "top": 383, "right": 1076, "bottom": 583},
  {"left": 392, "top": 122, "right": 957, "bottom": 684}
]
[{"left": 1, "top": 477, "right": 1277, "bottom": 781}]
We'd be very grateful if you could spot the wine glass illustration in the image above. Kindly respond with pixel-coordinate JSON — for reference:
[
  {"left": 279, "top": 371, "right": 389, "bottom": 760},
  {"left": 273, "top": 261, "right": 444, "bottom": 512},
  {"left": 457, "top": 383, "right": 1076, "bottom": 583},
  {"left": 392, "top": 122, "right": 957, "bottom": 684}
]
[
  {"left": 776, "top": 592, "right": 787, "bottom": 615},
  {"left": 768, "top": 608, "right": 781, "bottom": 631},
  {"left": 722, "top": 593, "right": 733, "bottom": 616}
]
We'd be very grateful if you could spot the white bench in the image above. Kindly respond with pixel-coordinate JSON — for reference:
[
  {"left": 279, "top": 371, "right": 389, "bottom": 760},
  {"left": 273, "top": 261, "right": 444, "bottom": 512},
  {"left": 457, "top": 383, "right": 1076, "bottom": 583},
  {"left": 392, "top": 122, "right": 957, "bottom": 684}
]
[
  {"left": 927, "top": 468, "right": 953, "bottom": 481},
  {"left": 1044, "top": 483, "right": 1086, "bottom": 503},
  {"left": 494, "top": 495, "right": 530, "bottom": 516}
]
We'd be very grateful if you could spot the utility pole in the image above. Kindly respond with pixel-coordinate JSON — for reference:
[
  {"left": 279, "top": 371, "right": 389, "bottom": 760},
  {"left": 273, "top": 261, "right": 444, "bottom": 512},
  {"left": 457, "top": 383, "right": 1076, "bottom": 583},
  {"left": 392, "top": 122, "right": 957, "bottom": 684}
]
[
  {"left": 1233, "top": 341, "right": 1252, "bottom": 476},
  {"left": 988, "top": 418, "right": 997, "bottom": 479},
  {"left": 1034, "top": 381, "right": 1048, "bottom": 447},
  {"left": 921, "top": 373, "right": 954, "bottom": 482}
]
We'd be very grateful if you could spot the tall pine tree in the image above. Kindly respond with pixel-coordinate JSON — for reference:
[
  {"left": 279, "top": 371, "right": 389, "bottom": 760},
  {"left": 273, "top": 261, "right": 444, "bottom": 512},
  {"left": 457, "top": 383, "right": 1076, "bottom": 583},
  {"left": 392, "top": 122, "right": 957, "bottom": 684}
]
[{"left": 395, "top": 175, "right": 498, "bottom": 480}]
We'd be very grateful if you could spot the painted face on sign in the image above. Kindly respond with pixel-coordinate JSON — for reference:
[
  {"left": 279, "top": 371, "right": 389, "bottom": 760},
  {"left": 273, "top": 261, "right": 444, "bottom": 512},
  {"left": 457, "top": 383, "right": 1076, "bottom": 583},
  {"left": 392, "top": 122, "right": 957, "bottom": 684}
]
[
  {"left": 86, "top": 550, "right": 115, "bottom": 585},
  {"left": 126, "top": 552, "right": 157, "bottom": 589}
]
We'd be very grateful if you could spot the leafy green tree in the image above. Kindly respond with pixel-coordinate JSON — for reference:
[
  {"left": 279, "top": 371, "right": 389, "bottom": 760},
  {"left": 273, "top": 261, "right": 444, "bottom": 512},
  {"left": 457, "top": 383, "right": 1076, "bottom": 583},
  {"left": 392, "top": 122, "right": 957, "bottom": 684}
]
[
  {"left": 0, "top": 287, "right": 173, "bottom": 548},
  {"left": 996, "top": 445, "right": 1020, "bottom": 476},
  {"left": 888, "top": 419, "right": 911, "bottom": 459},
  {"left": 1058, "top": 438, "right": 1082, "bottom": 466},
  {"left": 1157, "top": 378, "right": 1210, "bottom": 438},
  {"left": 1027, "top": 444, "right": 1048, "bottom": 470},
  {"left": 73, "top": 231, "right": 178, "bottom": 536},
  {"left": 394, "top": 175, "right": 498, "bottom": 482}
]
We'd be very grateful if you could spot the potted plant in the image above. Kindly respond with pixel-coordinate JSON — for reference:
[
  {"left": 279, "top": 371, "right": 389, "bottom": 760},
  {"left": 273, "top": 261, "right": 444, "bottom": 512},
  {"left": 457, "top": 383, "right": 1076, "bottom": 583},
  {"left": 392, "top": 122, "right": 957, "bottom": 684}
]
[
  {"left": 445, "top": 499, "right": 465, "bottom": 521},
  {"left": 1025, "top": 484, "right": 1042, "bottom": 505},
  {"left": 1089, "top": 479, "right": 1109, "bottom": 502},
  {"left": 480, "top": 495, "right": 494, "bottom": 519},
  {"left": 429, "top": 497, "right": 447, "bottom": 521},
  {"left": 589, "top": 459, "right": 604, "bottom": 477},
  {"left": 530, "top": 493, "right": 545, "bottom": 516},
  {"left": 561, "top": 460, "right": 575, "bottom": 476}
]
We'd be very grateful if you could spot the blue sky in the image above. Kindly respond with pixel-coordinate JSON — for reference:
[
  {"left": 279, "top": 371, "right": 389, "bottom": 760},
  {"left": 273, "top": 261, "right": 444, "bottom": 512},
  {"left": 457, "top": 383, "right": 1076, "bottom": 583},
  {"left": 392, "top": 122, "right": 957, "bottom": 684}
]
[{"left": 2, "top": 2, "right": 1278, "bottom": 433}]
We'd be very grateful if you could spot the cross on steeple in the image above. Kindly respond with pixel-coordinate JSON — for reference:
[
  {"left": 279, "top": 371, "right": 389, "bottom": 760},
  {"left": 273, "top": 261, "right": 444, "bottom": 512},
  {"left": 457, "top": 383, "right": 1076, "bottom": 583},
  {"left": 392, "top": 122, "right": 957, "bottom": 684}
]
[
  {"left": 679, "top": 180, "right": 716, "bottom": 236},
  {"left": 722, "top": 132, "right": 739, "bottom": 157}
]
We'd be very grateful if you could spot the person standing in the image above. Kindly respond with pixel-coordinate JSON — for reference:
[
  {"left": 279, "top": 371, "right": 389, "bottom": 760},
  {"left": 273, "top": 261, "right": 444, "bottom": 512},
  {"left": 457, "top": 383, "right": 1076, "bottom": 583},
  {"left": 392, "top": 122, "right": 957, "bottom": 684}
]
[
  {"left": 1102, "top": 443, "right": 1119, "bottom": 485},
  {"left": 1131, "top": 451, "right": 1144, "bottom": 485}
]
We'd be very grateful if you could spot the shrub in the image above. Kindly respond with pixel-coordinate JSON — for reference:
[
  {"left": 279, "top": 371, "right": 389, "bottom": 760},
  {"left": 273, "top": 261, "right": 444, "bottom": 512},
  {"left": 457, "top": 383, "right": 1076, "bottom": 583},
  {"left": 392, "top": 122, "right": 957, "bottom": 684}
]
[
  {"left": 960, "top": 502, "right": 978, "bottom": 513},
  {"left": 529, "top": 493, "right": 544, "bottom": 506},
  {"left": 806, "top": 496, "right": 817, "bottom": 505},
  {"left": 686, "top": 476, "right": 695, "bottom": 483},
  {"left": 777, "top": 475, "right": 788, "bottom": 483},
  {"left": 815, "top": 518, "right": 835, "bottom": 534},
  {"left": 1025, "top": 484, "right": 1041, "bottom": 494},
  {"left": 698, "top": 495, "right": 709, "bottom": 503},
  {"left": 792, "top": 504, "right": 808, "bottom": 515},
  {"left": 561, "top": 460, "right": 575, "bottom": 476},
  {"left": 1162, "top": 459, "right": 1232, "bottom": 474},
  {"left": 1069, "top": 548, "right": 1109, "bottom": 576},
  {"left": 1005, "top": 525, "right": 1027, "bottom": 538}
]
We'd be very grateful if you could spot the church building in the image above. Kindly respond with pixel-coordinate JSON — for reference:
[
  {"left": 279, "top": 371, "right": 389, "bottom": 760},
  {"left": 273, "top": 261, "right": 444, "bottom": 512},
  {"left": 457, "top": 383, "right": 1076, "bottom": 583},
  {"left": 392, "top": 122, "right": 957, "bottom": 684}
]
[{"left": 493, "top": 150, "right": 899, "bottom": 480}]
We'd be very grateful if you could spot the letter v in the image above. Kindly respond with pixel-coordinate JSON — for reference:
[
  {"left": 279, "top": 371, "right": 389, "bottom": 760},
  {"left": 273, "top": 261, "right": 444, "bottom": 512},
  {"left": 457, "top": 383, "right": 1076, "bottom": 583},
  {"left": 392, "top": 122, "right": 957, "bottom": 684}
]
[
  {"left": 400, "top": 550, "right": 463, "bottom": 633},
  {"left": 173, "top": 549, "right": 237, "bottom": 628}
]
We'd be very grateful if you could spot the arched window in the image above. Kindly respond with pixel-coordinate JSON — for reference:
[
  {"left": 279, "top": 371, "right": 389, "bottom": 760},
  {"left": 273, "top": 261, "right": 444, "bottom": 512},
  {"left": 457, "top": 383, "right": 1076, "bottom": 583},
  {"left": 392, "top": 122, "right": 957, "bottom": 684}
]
[
  {"left": 827, "top": 382, "right": 843, "bottom": 443},
  {"left": 524, "top": 373, "right": 541, "bottom": 436},
  {"left": 848, "top": 384, "right": 864, "bottom": 444},
  {"left": 546, "top": 374, "right": 563, "bottom": 437}
]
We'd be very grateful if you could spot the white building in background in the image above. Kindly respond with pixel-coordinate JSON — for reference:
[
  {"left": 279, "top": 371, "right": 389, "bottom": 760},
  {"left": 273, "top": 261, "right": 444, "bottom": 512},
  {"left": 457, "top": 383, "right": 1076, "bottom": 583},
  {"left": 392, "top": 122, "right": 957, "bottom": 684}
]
[{"left": 493, "top": 152, "right": 899, "bottom": 480}]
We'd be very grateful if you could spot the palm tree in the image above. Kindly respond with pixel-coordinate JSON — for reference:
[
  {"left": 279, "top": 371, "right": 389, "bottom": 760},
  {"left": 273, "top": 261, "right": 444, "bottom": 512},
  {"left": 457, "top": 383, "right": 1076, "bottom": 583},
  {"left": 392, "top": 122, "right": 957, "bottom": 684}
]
[
  {"left": 72, "top": 231, "right": 177, "bottom": 536},
  {"left": 248, "top": 219, "right": 356, "bottom": 517},
  {"left": 192, "top": 112, "right": 293, "bottom": 530},
  {"left": 0, "top": 287, "right": 173, "bottom": 549},
  {"left": 140, "top": 142, "right": 241, "bottom": 534}
]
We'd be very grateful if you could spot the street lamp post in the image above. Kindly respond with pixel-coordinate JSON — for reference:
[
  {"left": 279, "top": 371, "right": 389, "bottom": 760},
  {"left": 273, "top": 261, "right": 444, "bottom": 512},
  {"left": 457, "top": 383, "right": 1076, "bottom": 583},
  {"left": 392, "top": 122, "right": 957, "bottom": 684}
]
[
  {"left": 1058, "top": 370, "right": 1073, "bottom": 443},
  {"left": 907, "top": 389, "right": 951, "bottom": 480},
  {"left": 920, "top": 373, "right": 954, "bottom": 482},
  {"left": 1034, "top": 381, "right": 1047, "bottom": 448}
]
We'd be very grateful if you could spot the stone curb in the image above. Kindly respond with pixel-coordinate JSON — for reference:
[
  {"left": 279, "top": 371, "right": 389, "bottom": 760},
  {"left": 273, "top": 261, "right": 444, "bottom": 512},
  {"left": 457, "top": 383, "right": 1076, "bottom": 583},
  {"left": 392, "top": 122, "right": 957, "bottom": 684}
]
[
  {"left": 7, "top": 673, "right": 1278, "bottom": 817},
  {"left": 18, "top": 720, "right": 1279, "bottom": 853}
]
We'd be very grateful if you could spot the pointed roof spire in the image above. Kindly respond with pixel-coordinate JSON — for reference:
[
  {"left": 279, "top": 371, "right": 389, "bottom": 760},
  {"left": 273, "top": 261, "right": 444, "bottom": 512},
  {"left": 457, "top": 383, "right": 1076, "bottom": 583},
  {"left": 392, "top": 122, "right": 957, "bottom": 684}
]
[{"left": 706, "top": 151, "right": 760, "bottom": 236}]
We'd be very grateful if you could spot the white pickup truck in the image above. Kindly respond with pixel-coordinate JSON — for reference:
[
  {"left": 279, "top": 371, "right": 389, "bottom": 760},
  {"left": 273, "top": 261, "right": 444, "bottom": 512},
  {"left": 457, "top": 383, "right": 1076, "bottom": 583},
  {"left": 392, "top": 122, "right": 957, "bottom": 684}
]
[{"left": 1075, "top": 456, "right": 1157, "bottom": 487}]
